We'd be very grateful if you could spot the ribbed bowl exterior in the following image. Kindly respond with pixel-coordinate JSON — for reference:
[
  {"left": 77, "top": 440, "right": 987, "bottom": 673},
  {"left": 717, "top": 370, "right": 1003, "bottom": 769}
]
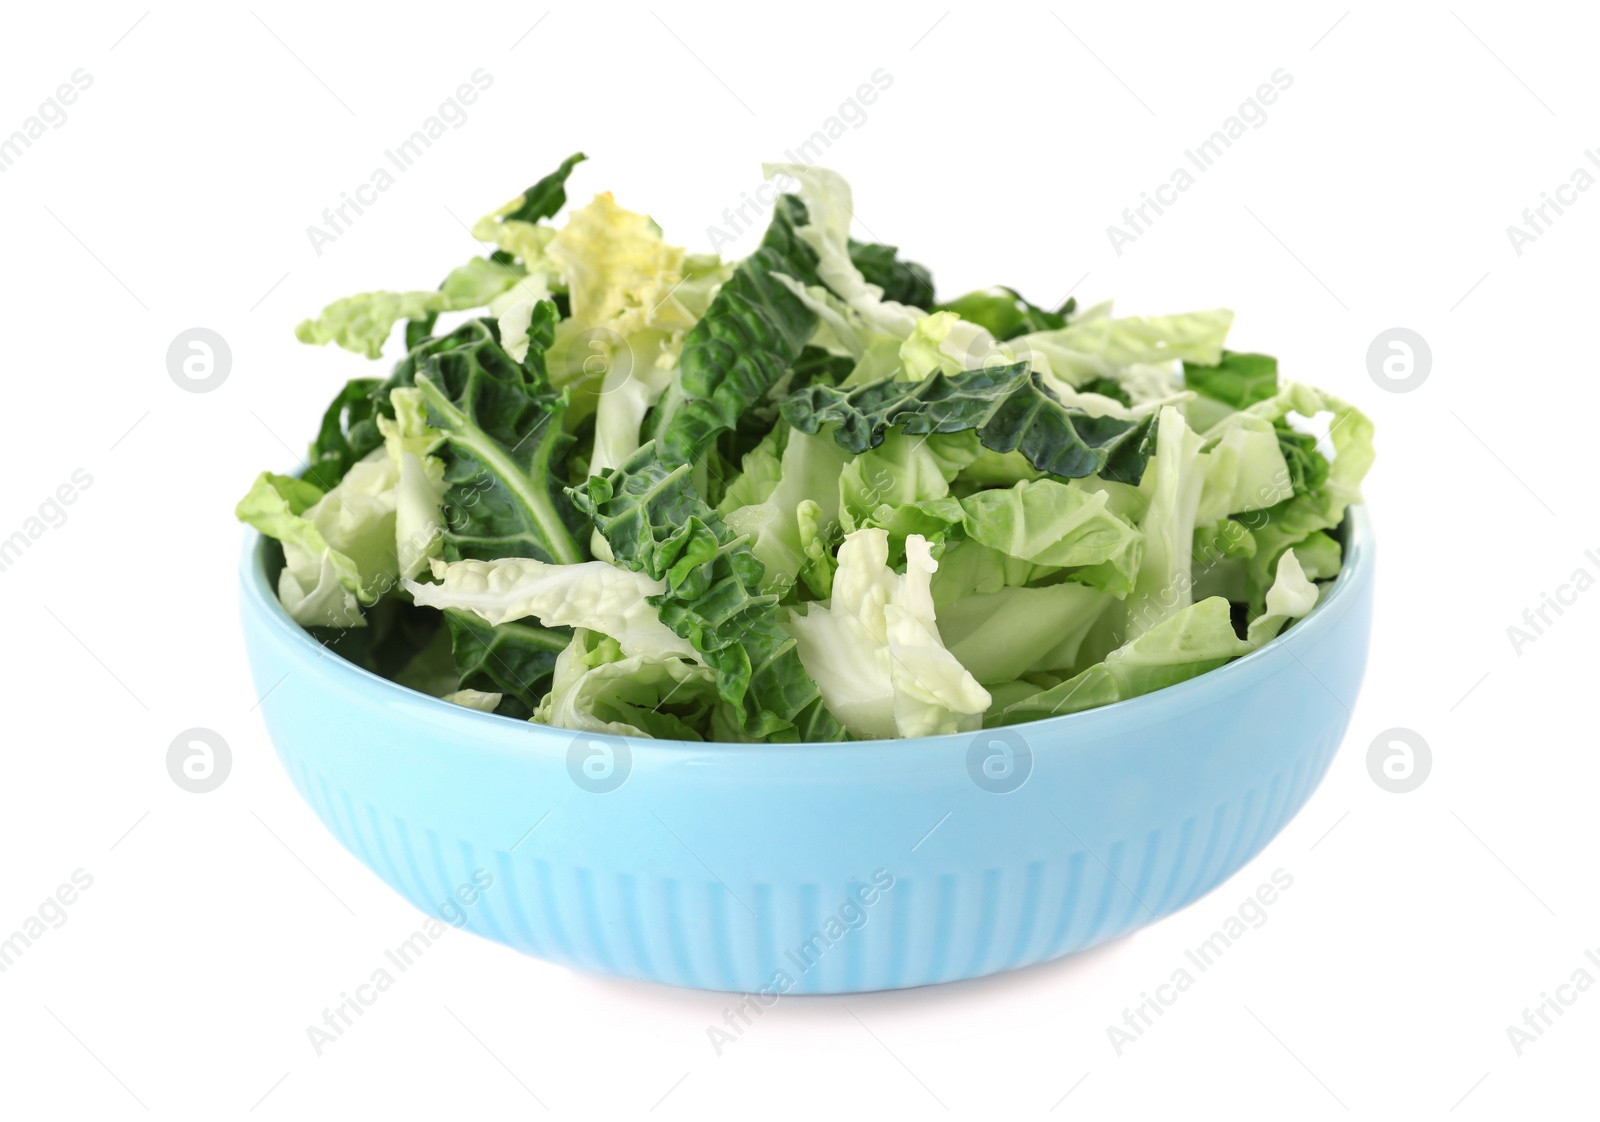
[{"left": 241, "top": 512, "right": 1373, "bottom": 994}]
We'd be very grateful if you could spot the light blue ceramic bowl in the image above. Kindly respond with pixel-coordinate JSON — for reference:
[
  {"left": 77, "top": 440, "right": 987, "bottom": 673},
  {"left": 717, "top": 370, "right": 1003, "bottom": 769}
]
[{"left": 241, "top": 509, "right": 1372, "bottom": 994}]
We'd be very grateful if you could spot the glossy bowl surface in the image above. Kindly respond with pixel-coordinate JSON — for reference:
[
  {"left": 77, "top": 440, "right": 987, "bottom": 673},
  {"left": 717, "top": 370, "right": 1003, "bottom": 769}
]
[{"left": 241, "top": 510, "right": 1373, "bottom": 993}]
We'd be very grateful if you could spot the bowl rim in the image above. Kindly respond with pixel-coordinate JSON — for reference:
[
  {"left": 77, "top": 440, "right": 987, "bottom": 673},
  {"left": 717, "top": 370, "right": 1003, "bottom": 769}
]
[{"left": 240, "top": 505, "right": 1372, "bottom": 756}]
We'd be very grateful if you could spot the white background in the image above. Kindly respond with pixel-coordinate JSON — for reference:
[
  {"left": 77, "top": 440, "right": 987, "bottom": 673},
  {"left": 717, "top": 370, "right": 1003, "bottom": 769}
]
[{"left": 1, "top": 2, "right": 1595, "bottom": 1118}]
